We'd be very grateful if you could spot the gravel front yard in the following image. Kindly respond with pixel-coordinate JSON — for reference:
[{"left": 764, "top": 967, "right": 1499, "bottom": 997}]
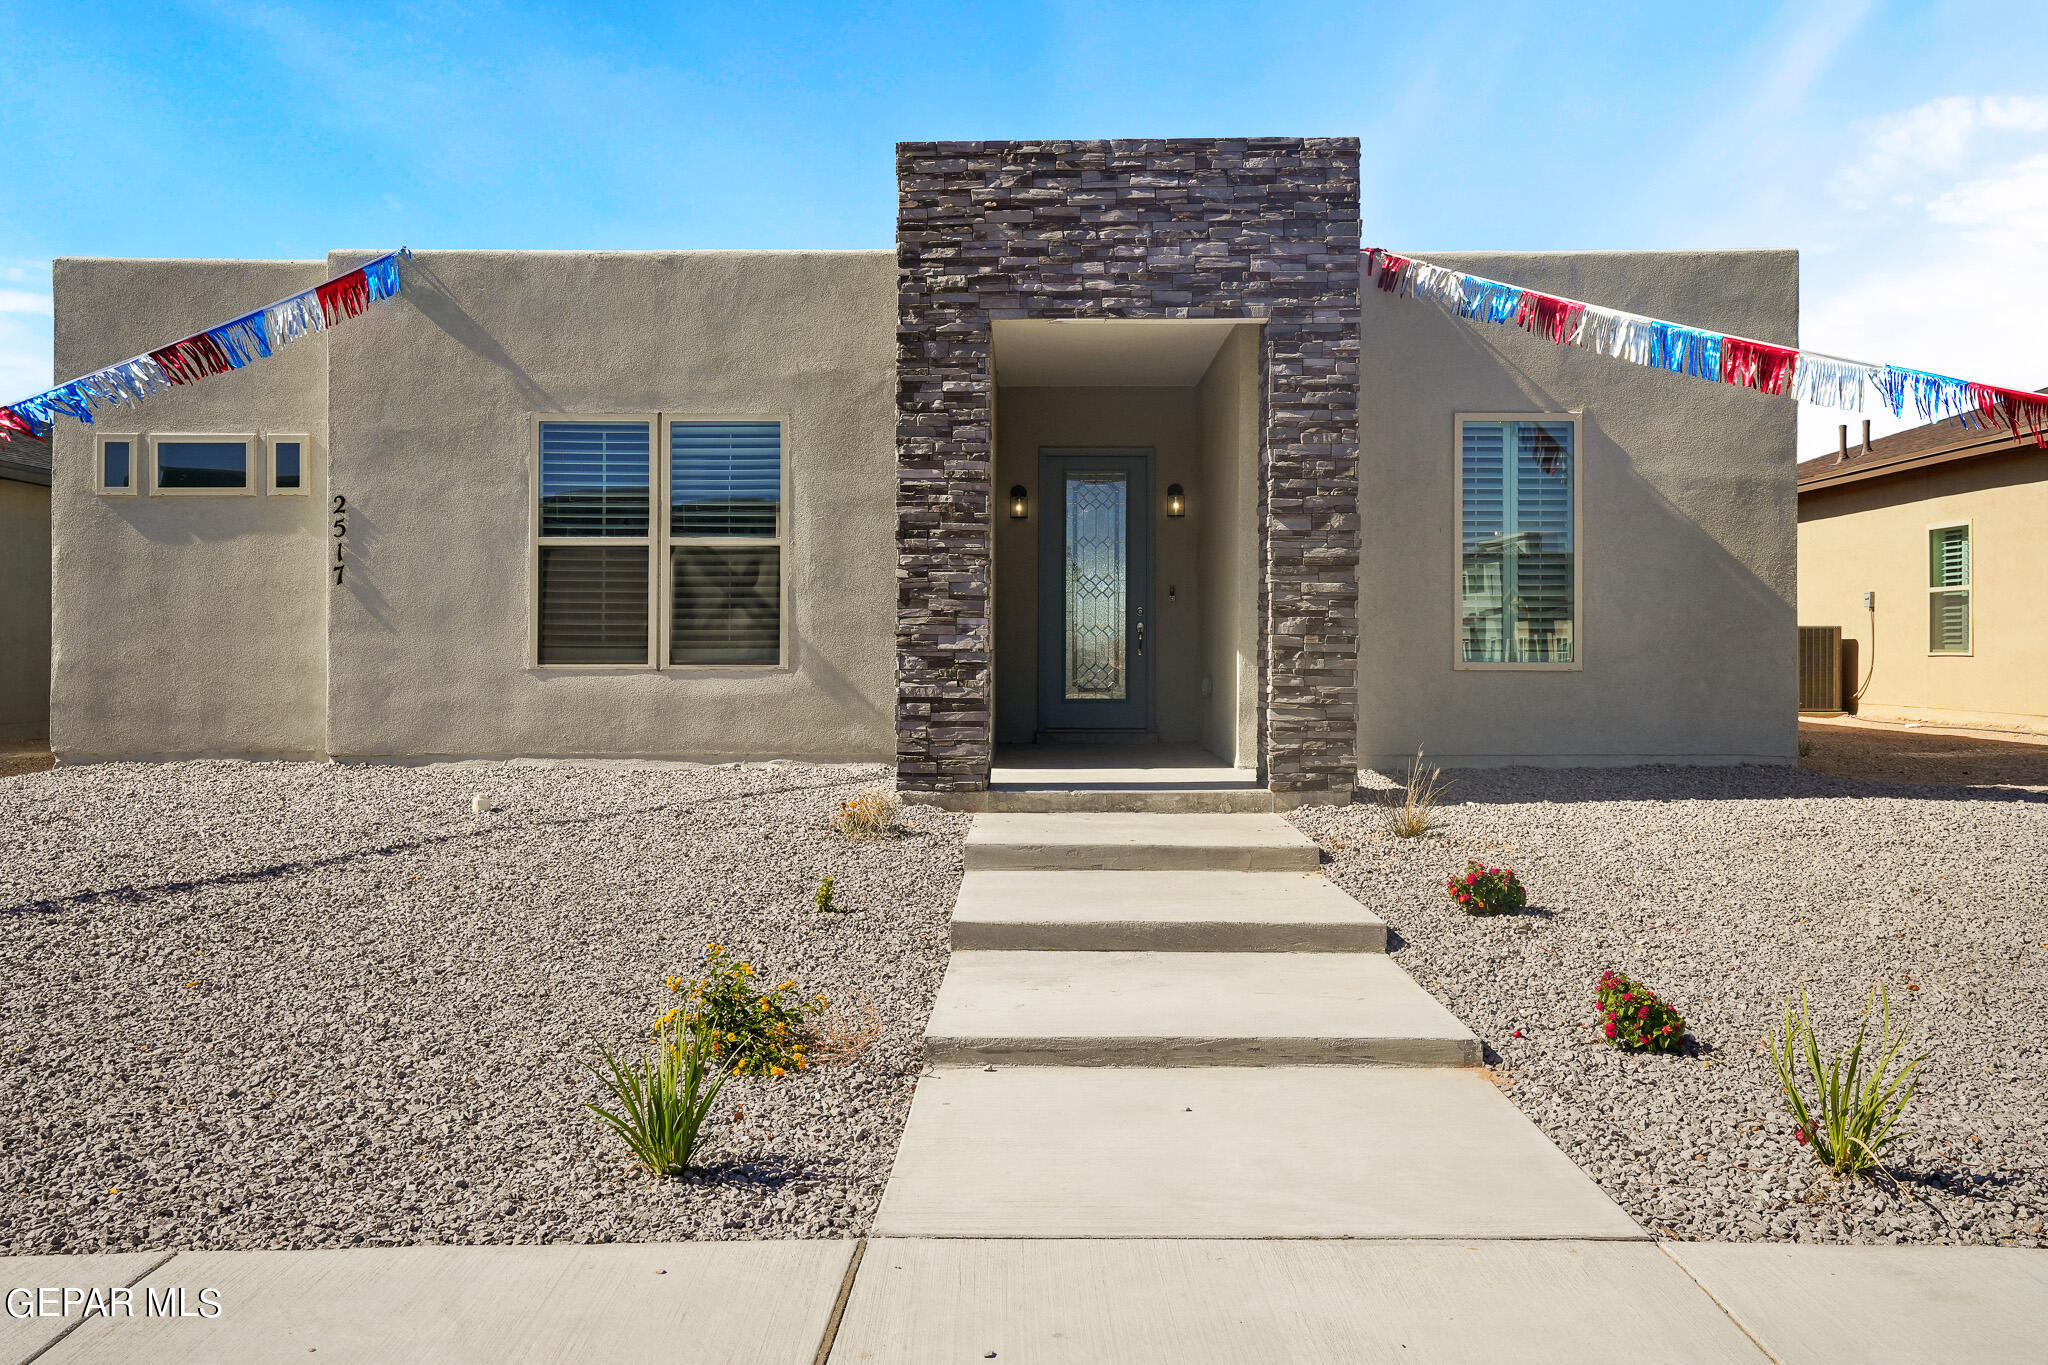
[
  {"left": 0, "top": 760, "right": 967, "bottom": 1254},
  {"left": 1293, "top": 765, "right": 2048, "bottom": 1247}
]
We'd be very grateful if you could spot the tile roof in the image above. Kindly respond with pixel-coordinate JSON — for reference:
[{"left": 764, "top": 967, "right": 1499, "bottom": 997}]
[
  {"left": 0, "top": 434, "right": 50, "bottom": 483},
  {"left": 1796, "top": 388, "right": 2048, "bottom": 493}
]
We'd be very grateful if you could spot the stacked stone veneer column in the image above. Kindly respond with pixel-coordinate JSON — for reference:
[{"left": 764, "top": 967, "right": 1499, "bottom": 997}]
[{"left": 895, "top": 138, "right": 1360, "bottom": 796}]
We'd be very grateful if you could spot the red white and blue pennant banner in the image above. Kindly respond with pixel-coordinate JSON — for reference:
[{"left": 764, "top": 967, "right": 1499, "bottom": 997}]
[
  {"left": 1364, "top": 249, "right": 2048, "bottom": 446},
  {"left": 0, "top": 251, "right": 408, "bottom": 444}
]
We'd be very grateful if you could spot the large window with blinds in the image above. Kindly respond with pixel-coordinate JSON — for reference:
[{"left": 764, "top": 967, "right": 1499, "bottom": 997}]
[
  {"left": 532, "top": 416, "right": 785, "bottom": 669},
  {"left": 1928, "top": 522, "right": 1971, "bottom": 655},
  {"left": 1455, "top": 415, "right": 1579, "bottom": 667}
]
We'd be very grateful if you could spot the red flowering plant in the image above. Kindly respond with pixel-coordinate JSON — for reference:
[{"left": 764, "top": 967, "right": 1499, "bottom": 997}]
[
  {"left": 1595, "top": 971, "right": 1687, "bottom": 1053},
  {"left": 1445, "top": 861, "right": 1526, "bottom": 915}
]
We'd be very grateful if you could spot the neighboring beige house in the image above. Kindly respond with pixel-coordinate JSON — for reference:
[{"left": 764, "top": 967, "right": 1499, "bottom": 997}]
[
  {"left": 1799, "top": 410, "right": 2048, "bottom": 732},
  {"left": 44, "top": 139, "right": 1800, "bottom": 798},
  {"left": 0, "top": 432, "right": 51, "bottom": 741}
]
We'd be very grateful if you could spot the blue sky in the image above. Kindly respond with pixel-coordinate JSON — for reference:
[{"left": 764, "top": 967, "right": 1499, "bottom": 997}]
[{"left": 3, "top": 0, "right": 2045, "bottom": 453}]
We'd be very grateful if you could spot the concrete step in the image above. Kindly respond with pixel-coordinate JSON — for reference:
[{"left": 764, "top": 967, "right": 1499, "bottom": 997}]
[
  {"left": 978, "top": 787, "right": 1279, "bottom": 813},
  {"left": 950, "top": 870, "right": 1386, "bottom": 952},
  {"left": 963, "top": 813, "right": 1321, "bottom": 872},
  {"left": 922, "top": 951, "right": 1478, "bottom": 1067},
  {"left": 873, "top": 1066, "right": 1643, "bottom": 1239}
]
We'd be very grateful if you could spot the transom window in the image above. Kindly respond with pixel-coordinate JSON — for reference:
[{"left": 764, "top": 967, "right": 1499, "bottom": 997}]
[
  {"left": 533, "top": 417, "right": 785, "bottom": 669},
  {"left": 1457, "top": 415, "right": 1579, "bottom": 667},
  {"left": 1928, "top": 522, "right": 1971, "bottom": 655}
]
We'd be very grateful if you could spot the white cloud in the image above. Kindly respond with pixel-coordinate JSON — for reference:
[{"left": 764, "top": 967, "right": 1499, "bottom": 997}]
[
  {"left": 1927, "top": 152, "right": 2048, "bottom": 230},
  {"left": 0, "top": 289, "right": 53, "bottom": 316},
  {"left": 1828, "top": 95, "right": 2048, "bottom": 207}
]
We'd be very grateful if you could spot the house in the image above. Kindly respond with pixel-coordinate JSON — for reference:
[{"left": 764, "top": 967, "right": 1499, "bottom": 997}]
[
  {"left": 46, "top": 139, "right": 1798, "bottom": 800},
  {"left": 0, "top": 432, "right": 51, "bottom": 741},
  {"left": 1798, "top": 407, "right": 2048, "bottom": 732}
]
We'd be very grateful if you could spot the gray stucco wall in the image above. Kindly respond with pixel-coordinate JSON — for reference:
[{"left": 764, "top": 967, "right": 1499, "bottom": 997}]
[
  {"left": 1358, "top": 250, "right": 1800, "bottom": 767},
  {"left": 0, "top": 476, "right": 51, "bottom": 740},
  {"left": 50, "top": 259, "right": 329, "bottom": 760},
  {"left": 323, "top": 250, "right": 897, "bottom": 760}
]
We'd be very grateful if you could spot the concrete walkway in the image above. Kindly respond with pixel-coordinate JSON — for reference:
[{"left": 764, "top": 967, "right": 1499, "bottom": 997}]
[{"left": 881, "top": 811, "right": 1636, "bottom": 1239}]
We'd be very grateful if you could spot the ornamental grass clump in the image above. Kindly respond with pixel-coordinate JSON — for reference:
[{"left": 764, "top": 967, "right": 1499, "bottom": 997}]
[
  {"left": 584, "top": 1008, "right": 728, "bottom": 1179},
  {"left": 1769, "top": 986, "right": 1926, "bottom": 1176},
  {"left": 1379, "top": 747, "right": 1451, "bottom": 838},
  {"left": 1595, "top": 971, "right": 1687, "bottom": 1052},
  {"left": 830, "top": 790, "right": 900, "bottom": 839},
  {"left": 1446, "top": 861, "right": 1526, "bottom": 914},
  {"left": 672, "top": 944, "right": 828, "bottom": 1078}
]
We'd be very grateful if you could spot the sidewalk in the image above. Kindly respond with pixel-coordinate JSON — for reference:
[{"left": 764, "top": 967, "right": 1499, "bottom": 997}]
[{"left": 5, "top": 1239, "right": 2045, "bottom": 1363}]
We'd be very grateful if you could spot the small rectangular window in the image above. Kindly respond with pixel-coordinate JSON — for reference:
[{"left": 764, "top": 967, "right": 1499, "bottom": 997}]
[
  {"left": 96, "top": 434, "right": 138, "bottom": 495},
  {"left": 1929, "top": 523, "right": 1971, "bottom": 654},
  {"left": 534, "top": 420, "right": 652, "bottom": 666},
  {"left": 668, "top": 420, "right": 783, "bottom": 666},
  {"left": 1457, "top": 416, "right": 1577, "bottom": 666},
  {"left": 152, "top": 436, "right": 253, "bottom": 495},
  {"left": 269, "top": 436, "right": 309, "bottom": 494}
]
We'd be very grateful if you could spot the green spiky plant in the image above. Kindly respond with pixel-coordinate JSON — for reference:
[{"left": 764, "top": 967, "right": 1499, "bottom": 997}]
[
  {"left": 1768, "top": 986, "right": 1927, "bottom": 1176},
  {"left": 585, "top": 1008, "right": 729, "bottom": 1179}
]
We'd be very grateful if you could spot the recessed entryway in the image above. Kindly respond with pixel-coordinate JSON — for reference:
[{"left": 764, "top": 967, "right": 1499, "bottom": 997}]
[{"left": 990, "top": 320, "right": 1264, "bottom": 783}]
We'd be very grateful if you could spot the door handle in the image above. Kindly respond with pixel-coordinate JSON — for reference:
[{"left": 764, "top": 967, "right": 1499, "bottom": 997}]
[{"left": 1135, "top": 619, "right": 1145, "bottom": 657}]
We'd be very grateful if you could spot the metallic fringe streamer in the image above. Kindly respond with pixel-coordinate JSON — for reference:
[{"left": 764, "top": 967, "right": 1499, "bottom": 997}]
[
  {"left": 208, "top": 312, "right": 272, "bottom": 368},
  {"left": 1720, "top": 337, "right": 1799, "bottom": 396},
  {"left": 1877, "top": 367, "right": 1974, "bottom": 422},
  {"left": 149, "top": 334, "right": 235, "bottom": 386},
  {"left": 1790, "top": 354, "right": 1871, "bottom": 411},
  {"left": 1, "top": 250, "right": 405, "bottom": 440},
  {"left": 0, "top": 405, "right": 41, "bottom": 441},
  {"left": 363, "top": 253, "right": 402, "bottom": 302},
  {"left": 266, "top": 291, "right": 327, "bottom": 347},
  {"left": 1647, "top": 323, "right": 1721, "bottom": 380},
  {"left": 316, "top": 268, "right": 371, "bottom": 325}
]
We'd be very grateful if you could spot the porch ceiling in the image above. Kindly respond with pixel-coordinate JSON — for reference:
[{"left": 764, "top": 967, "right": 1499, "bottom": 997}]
[{"left": 992, "top": 319, "right": 1246, "bottom": 388}]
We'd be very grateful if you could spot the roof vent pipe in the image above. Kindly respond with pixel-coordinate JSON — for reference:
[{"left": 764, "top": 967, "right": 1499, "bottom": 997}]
[
  {"left": 1838, "top": 424, "right": 1849, "bottom": 461},
  {"left": 1862, "top": 419, "right": 1873, "bottom": 454}
]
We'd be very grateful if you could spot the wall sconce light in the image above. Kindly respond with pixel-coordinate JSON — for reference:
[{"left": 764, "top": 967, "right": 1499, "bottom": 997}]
[
  {"left": 1009, "top": 485, "right": 1029, "bottom": 520},
  {"left": 1165, "top": 483, "right": 1186, "bottom": 518}
]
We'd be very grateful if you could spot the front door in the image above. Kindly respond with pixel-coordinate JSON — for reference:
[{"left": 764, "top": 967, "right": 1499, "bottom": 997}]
[{"left": 1037, "top": 448, "right": 1152, "bottom": 733}]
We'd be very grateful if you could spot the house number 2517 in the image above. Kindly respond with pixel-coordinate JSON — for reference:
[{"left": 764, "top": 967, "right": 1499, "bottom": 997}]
[{"left": 331, "top": 494, "right": 347, "bottom": 585}]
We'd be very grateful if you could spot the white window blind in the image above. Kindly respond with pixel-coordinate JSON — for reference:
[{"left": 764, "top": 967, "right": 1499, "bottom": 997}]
[
  {"left": 540, "top": 422, "right": 650, "bottom": 537},
  {"left": 539, "top": 545, "right": 650, "bottom": 664},
  {"left": 669, "top": 421, "right": 782, "bottom": 666},
  {"left": 671, "top": 422, "right": 780, "bottom": 537},
  {"left": 537, "top": 421, "right": 652, "bottom": 665},
  {"left": 1929, "top": 524, "right": 1971, "bottom": 654},
  {"left": 1460, "top": 419, "right": 1575, "bottom": 664}
]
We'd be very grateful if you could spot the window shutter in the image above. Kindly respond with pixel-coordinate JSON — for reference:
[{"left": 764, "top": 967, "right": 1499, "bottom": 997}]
[
  {"left": 1929, "top": 525, "right": 1971, "bottom": 653},
  {"left": 671, "top": 422, "right": 781, "bottom": 537},
  {"left": 539, "top": 422, "right": 650, "bottom": 536},
  {"left": 1929, "top": 526, "right": 1969, "bottom": 588},
  {"left": 539, "top": 545, "right": 650, "bottom": 664},
  {"left": 671, "top": 546, "right": 781, "bottom": 665},
  {"left": 1460, "top": 423, "right": 1507, "bottom": 663}
]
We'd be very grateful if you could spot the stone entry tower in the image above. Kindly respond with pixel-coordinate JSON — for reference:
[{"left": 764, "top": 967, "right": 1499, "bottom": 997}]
[{"left": 893, "top": 138, "right": 1360, "bottom": 801}]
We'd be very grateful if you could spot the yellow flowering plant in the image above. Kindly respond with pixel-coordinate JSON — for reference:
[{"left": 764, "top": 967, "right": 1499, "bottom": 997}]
[{"left": 673, "top": 944, "right": 828, "bottom": 1078}]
